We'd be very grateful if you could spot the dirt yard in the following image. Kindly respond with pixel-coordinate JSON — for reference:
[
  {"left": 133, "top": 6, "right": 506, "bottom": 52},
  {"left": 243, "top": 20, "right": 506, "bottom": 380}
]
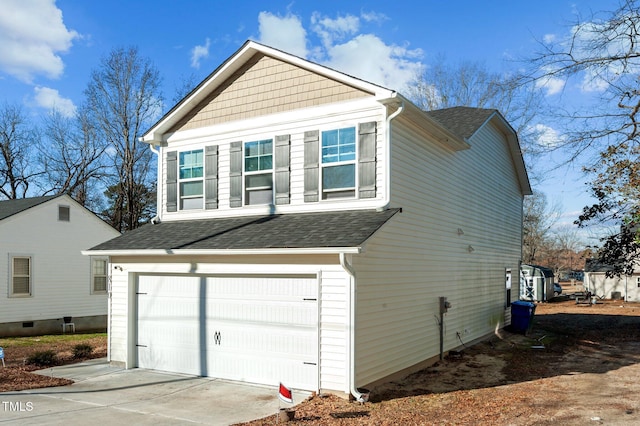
[
  {"left": 2, "top": 299, "right": 640, "bottom": 425},
  {"left": 0, "top": 334, "right": 107, "bottom": 392},
  {"left": 243, "top": 296, "right": 640, "bottom": 425}
]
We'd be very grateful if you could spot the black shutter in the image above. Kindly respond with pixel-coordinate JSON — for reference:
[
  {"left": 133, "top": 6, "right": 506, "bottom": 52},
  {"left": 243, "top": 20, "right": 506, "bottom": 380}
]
[
  {"left": 274, "top": 135, "right": 291, "bottom": 205},
  {"left": 166, "top": 151, "right": 178, "bottom": 212},
  {"left": 358, "top": 121, "right": 377, "bottom": 199},
  {"left": 229, "top": 141, "right": 243, "bottom": 207},
  {"left": 205, "top": 145, "right": 218, "bottom": 209},
  {"left": 304, "top": 130, "right": 319, "bottom": 202}
]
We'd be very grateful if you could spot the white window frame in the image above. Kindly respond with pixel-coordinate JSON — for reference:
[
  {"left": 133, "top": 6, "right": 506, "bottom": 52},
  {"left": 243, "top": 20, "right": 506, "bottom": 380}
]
[
  {"left": 9, "top": 255, "right": 32, "bottom": 297},
  {"left": 320, "top": 126, "right": 357, "bottom": 200},
  {"left": 58, "top": 204, "right": 70, "bottom": 221},
  {"left": 91, "top": 257, "right": 109, "bottom": 294},
  {"left": 244, "top": 138, "right": 274, "bottom": 205},
  {"left": 178, "top": 149, "right": 204, "bottom": 210}
]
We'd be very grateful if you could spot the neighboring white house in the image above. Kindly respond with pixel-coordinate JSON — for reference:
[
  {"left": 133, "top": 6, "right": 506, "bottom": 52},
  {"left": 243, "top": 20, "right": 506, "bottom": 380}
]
[
  {"left": 0, "top": 194, "right": 120, "bottom": 336},
  {"left": 584, "top": 259, "right": 640, "bottom": 302},
  {"left": 85, "top": 41, "right": 531, "bottom": 398}
]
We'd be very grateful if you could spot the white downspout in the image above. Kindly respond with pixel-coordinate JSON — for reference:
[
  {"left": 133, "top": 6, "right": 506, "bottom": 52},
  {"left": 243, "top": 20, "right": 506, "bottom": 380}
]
[
  {"left": 378, "top": 100, "right": 404, "bottom": 210},
  {"left": 340, "top": 252, "right": 366, "bottom": 402},
  {"left": 149, "top": 143, "right": 161, "bottom": 224}
]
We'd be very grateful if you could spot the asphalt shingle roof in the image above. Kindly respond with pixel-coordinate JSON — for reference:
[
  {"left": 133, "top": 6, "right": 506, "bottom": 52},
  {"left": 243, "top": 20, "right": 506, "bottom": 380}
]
[
  {"left": 426, "top": 106, "right": 497, "bottom": 141},
  {"left": 0, "top": 195, "right": 60, "bottom": 221},
  {"left": 89, "top": 208, "right": 401, "bottom": 251}
]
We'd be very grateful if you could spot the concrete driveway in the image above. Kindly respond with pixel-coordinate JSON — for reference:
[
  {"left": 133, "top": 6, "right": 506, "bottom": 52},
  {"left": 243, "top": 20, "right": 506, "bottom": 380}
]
[{"left": 0, "top": 358, "right": 308, "bottom": 425}]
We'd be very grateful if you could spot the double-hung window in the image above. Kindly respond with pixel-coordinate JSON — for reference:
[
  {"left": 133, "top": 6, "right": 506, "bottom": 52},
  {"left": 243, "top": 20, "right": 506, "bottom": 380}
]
[
  {"left": 10, "top": 256, "right": 31, "bottom": 297},
  {"left": 179, "top": 149, "right": 204, "bottom": 210},
  {"left": 321, "top": 127, "right": 356, "bottom": 199},
  {"left": 244, "top": 139, "right": 273, "bottom": 205},
  {"left": 92, "top": 257, "right": 108, "bottom": 293}
]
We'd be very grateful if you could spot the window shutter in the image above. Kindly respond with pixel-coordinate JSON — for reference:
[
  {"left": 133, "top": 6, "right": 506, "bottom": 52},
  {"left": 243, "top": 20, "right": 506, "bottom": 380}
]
[
  {"left": 358, "top": 121, "right": 377, "bottom": 199},
  {"left": 274, "top": 134, "right": 291, "bottom": 205},
  {"left": 304, "top": 130, "right": 319, "bottom": 202},
  {"left": 166, "top": 151, "right": 178, "bottom": 212},
  {"left": 205, "top": 145, "right": 218, "bottom": 209},
  {"left": 229, "top": 141, "right": 243, "bottom": 208}
]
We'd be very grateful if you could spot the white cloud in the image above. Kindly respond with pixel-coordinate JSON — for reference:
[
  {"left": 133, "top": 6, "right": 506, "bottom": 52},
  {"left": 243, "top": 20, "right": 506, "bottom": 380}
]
[
  {"left": 311, "top": 12, "right": 359, "bottom": 49},
  {"left": 0, "top": 0, "right": 79, "bottom": 83},
  {"left": 191, "top": 38, "right": 211, "bottom": 69},
  {"left": 543, "top": 34, "right": 556, "bottom": 44},
  {"left": 33, "top": 86, "right": 76, "bottom": 117},
  {"left": 256, "top": 10, "right": 424, "bottom": 93},
  {"left": 321, "top": 34, "right": 424, "bottom": 92},
  {"left": 531, "top": 123, "right": 565, "bottom": 147},
  {"left": 535, "top": 74, "right": 566, "bottom": 96},
  {"left": 257, "top": 11, "right": 308, "bottom": 57}
]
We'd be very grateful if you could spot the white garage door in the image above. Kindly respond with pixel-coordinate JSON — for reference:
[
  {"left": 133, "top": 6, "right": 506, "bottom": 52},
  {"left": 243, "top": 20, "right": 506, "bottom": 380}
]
[{"left": 136, "top": 274, "right": 318, "bottom": 391}]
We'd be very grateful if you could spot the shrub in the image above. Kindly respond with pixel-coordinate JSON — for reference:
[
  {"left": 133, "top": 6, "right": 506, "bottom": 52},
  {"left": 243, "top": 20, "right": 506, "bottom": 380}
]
[
  {"left": 72, "top": 343, "right": 93, "bottom": 359},
  {"left": 26, "top": 350, "right": 58, "bottom": 367}
]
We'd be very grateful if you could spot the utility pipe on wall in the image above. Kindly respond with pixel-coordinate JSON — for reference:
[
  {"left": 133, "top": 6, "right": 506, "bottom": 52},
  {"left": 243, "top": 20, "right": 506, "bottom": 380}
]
[{"left": 340, "top": 252, "right": 367, "bottom": 402}]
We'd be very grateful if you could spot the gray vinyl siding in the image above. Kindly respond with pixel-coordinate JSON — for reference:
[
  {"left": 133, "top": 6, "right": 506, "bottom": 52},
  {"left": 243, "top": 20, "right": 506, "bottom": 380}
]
[{"left": 352, "top": 118, "right": 524, "bottom": 387}]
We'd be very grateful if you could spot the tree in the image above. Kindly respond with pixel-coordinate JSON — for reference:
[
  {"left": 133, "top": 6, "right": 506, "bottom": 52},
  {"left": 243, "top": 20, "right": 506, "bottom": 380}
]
[
  {"left": 522, "top": 191, "right": 561, "bottom": 264},
  {"left": 38, "top": 108, "right": 108, "bottom": 208},
  {"left": 0, "top": 103, "right": 40, "bottom": 199},
  {"left": 526, "top": 1, "right": 640, "bottom": 275},
  {"left": 407, "top": 57, "right": 547, "bottom": 176},
  {"left": 83, "top": 46, "right": 163, "bottom": 231}
]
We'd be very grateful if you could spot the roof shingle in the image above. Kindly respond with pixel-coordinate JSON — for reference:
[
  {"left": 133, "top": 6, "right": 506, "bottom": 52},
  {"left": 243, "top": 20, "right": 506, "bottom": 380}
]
[
  {"left": 0, "top": 195, "right": 60, "bottom": 221},
  {"left": 89, "top": 208, "right": 401, "bottom": 252}
]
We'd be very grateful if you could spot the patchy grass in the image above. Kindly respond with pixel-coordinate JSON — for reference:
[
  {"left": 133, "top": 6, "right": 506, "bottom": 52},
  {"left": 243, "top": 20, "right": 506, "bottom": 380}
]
[{"left": 0, "top": 333, "right": 107, "bottom": 392}]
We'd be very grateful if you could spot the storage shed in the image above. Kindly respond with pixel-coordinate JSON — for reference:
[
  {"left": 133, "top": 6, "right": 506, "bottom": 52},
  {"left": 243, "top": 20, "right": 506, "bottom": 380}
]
[{"left": 520, "top": 264, "right": 554, "bottom": 302}]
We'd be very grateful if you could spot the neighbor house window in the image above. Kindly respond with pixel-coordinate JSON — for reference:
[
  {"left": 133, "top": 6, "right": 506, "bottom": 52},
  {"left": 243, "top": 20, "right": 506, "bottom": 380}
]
[
  {"left": 244, "top": 139, "right": 273, "bottom": 205},
  {"left": 321, "top": 127, "right": 356, "bottom": 199},
  {"left": 92, "top": 258, "right": 108, "bottom": 293},
  {"left": 179, "top": 149, "right": 204, "bottom": 210},
  {"left": 10, "top": 256, "right": 31, "bottom": 297},
  {"left": 58, "top": 205, "right": 70, "bottom": 221},
  {"left": 637, "top": 277, "right": 640, "bottom": 288}
]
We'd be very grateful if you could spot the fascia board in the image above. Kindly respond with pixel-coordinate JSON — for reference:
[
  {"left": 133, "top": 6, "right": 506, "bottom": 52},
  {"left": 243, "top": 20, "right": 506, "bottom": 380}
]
[{"left": 81, "top": 247, "right": 362, "bottom": 256}]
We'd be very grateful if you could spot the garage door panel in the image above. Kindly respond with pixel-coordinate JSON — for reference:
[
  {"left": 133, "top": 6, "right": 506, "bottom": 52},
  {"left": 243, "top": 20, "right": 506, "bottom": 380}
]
[{"left": 137, "top": 274, "right": 319, "bottom": 390}]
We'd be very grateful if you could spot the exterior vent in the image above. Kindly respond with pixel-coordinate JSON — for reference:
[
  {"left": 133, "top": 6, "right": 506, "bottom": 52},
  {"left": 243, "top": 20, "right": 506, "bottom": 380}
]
[{"left": 58, "top": 205, "right": 70, "bottom": 221}]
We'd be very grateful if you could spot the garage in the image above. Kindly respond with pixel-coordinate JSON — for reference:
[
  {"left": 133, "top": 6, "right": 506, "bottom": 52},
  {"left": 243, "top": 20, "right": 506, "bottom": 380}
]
[{"left": 136, "top": 274, "right": 319, "bottom": 390}]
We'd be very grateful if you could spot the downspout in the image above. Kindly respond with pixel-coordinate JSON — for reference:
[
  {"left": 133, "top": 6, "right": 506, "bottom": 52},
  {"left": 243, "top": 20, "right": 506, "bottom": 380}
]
[
  {"left": 378, "top": 100, "right": 405, "bottom": 210},
  {"left": 149, "top": 143, "right": 161, "bottom": 224},
  {"left": 340, "top": 252, "right": 367, "bottom": 402}
]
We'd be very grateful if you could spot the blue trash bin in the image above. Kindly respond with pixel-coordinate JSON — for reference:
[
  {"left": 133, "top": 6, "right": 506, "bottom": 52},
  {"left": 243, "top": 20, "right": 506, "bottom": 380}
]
[{"left": 511, "top": 300, "right": 536, "bottom": 334}]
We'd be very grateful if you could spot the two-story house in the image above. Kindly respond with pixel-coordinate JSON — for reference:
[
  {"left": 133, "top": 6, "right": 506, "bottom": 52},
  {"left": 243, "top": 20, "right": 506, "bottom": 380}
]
[{"left": 85, "top": 40, "right": 531, "bottom": 398}]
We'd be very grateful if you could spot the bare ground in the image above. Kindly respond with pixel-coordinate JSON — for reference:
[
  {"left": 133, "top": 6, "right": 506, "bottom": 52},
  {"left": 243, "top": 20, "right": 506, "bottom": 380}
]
[
  {"left": 2, "top": 296, "right": 640, "bottom": 425},
  {"left": 243, "top": 294, "right": 640, "bottom": 425},
  {"left": 0, "top": 334, "right": 107, "bottom": 392}
]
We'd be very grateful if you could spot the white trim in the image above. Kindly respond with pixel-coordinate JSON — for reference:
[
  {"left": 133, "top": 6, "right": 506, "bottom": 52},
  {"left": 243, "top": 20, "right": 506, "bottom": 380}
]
[
  {"left": 141, "top": 41, "right": 395, "bottom": 144},
  {"left": 83, "top": 247, "right": 362, "bottom": 256}
]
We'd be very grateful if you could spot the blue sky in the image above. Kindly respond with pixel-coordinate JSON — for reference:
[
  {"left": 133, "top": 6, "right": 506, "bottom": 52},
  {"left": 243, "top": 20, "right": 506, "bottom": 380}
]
[{"left": 0, "top": 0, "right": 617, "bottom": 240}]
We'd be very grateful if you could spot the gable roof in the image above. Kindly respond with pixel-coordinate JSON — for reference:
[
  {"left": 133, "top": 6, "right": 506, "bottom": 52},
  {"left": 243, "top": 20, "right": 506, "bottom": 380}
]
[
  {"left": 87, "top": 208, "right": 400, "bottom": 255},
  {"left": 427, "top": 106, "right": 532, "bottom": 195},
  {"left": 139, "top": 40, "right": 531, "bottom": 196},
  {"left": 141, "top": 40, "right": 396, "bottom": 144},
  {"left": 0, "top": 195, "right": 60, "bottom": 221},
  {"left": 426, "top": 107, "right": 497, "bottom": 141}
]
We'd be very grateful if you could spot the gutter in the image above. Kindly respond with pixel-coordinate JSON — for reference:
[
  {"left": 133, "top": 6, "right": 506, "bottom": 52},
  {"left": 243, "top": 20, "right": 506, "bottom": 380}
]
[
  {"left": 378, "top": 97, "right": 404, "bottom": 210},
  {"left": 82, "top": 247, "right": 362, "bottom": 257},
  {"left": 340, "top": 252, "right": 367, "bottom": 402}
]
